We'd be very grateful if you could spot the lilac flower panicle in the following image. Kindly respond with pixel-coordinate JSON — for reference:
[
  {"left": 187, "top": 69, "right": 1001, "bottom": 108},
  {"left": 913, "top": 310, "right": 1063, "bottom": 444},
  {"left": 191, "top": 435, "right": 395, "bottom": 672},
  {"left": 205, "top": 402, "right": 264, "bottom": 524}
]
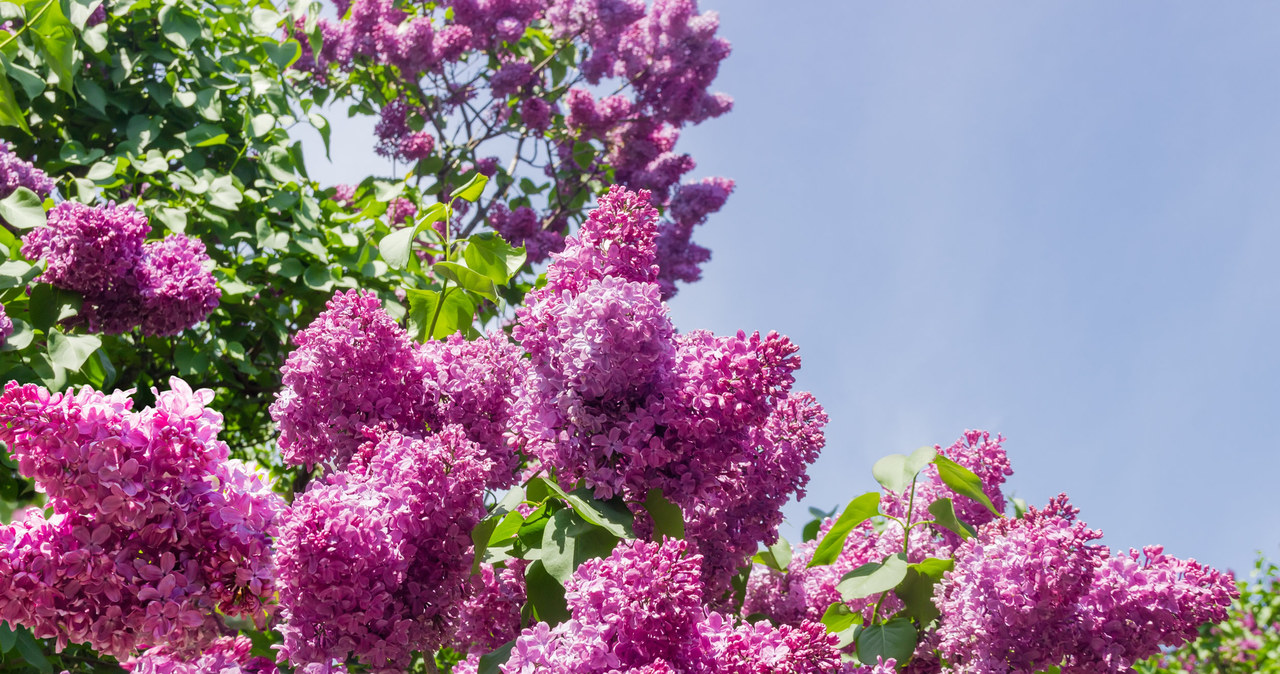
[
  {"left": 0, "top": 304, "right": 12, "bottom": 347},
  {"left": 124, "top": 636, "right": 277, "bottom": 674},
  {"left": 136, "top": 234, "right": 221, "bottom": 337},
  {"left": 452, "top": 561, "right": 528, "bottom": 655},
  {"left": 274, "top": 426, "right": 490, "bottom": 673},
  {"left": 270, "top": 289, "right": 429, "bottom": 469},
  {"left": 0, "top": 379, "right": 286, "bottom": 658},
  {"left": 0, "top": 140, "right": 54, "bottom": 199}
]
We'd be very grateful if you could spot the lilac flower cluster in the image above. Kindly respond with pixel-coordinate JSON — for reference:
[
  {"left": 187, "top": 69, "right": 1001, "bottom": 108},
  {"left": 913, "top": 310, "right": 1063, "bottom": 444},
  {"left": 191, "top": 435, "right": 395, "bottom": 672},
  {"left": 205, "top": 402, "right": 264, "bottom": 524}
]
[
  {"left": 124, "top": 636, "right": 277, "bottom": 674},
  {"left": 0, "top": 303, "right": 12, "bottom": 347},
  {"left": 934, "top": 495, "right": 1236, "bottom": 673},
  {"left": 271, "top": 291, "right": 523, "bottom": 486},
  {"left": 21, "top": 202, "right": 219, "bottom": 335},
  {"left": 0, "top": 379, "right": 286, "bottom": 659},
  {"left": 498, "top": 538, "right": 849, "bottom": 674},
  {"left": 512, "top": 186, "right": 825, "bottom": 598},
  {"left": 452, "top": 560, "right": 528, "bottom": 655},
  {"left": 295, "top": 0, "right": 732, "bottom": 297},
  {"left": 273, "top": 425, "right": 490, "bottom": 672},
  {"left": 0, "top": 140, "right": 54, "bottom": 198}
]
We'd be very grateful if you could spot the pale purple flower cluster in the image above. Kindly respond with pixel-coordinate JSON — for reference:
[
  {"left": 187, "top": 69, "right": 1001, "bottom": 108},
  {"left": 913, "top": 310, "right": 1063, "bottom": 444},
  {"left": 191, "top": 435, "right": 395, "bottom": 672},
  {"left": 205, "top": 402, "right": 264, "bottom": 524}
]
[
  {"left": 488, "top": 202, "right": 566, "bottom": 263},
  {"left": 272, "top": 291, "right": 523, "bottom": 485},
  {"left": 0, "top": 140, "right": 54, "bottom": 198},
  {"left": 513, "top": 186, "right": 824, "bottom": 598},
  {"left": 124, "top": 636, "right": 277, "bottom": 674},
  {"left": 296, "top": 0, "right": 443, "bottom": 76},
  {"left": 21, "top": 202, "right": 219, "bottom": 335},
  {"left": 452, "top": 561, "right": 528, "bottom": 655},
  {"left": 0, "top": 379, "right": 286, "bottom": 659},
  {"left": 502, "top": 539, "right": 846, "bottom": 674},
  {"left": 933, "top": 495, "right": 1236, "bottom": 673},
  {"left": 0, "top": 303, "right": 12, "bottom": 347},
  {"left": 273, "top": 426, "right": 490, "bottom": 673}
]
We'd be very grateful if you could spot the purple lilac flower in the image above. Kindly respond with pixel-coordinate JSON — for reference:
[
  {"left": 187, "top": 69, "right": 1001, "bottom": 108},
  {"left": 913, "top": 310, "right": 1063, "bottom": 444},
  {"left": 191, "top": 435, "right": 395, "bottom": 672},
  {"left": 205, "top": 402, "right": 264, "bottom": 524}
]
[
  {"left": 488, "top": 202, "right": 567, "bottom": 263},
  {"left": 136, "top": 235, "right": 221, "bottom": 337},
  {"left": 387, "top": 197, "right": 417, "bottom": 224},
  {"left": 0, "top": 141, "right": 54, "bottom": 198},
  {"left": 124, "top": 636, "right": 277, "bottom": 674},
  {"left": 274, "top": 425, "right": 489, "bottom": 673},
  {"left": 399, "top": 131, "right": 435, "bottom": 161},
  {"left": 271, "top": 289, "right": 430, "bottom": 469},
  {"left": 452, "top": 560, "right": 528, "bottom": 655},
  {"left": 0, "top": 379, "right": 287, "bottom": 658},
  {"left": 331, "top": 183, "right": 357, "bottom": 206},
  {"left": 522, "top": 97, "right": 553, "bottom": 131},
  {"left": 490, "top": 61, "right": 535, "bottom": 96},
  {"left": 0, "top": 304, "right": 11, "bottom": 347}
]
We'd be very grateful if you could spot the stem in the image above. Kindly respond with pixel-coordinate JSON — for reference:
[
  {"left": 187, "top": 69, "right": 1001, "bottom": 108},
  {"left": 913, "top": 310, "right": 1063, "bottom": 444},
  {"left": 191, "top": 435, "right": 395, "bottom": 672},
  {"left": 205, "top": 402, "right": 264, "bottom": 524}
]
[
  {"left": 0, "top": 0, "right": 57, "bottom": 51},
  {"left": 902, "top": 475, "right": 918, "bottom": 555}
]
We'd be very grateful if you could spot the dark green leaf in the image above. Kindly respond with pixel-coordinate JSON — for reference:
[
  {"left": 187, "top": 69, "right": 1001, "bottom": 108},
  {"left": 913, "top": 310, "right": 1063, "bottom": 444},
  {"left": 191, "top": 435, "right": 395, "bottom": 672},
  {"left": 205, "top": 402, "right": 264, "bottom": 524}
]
[
  {"left": 808, "top": 492, "right": 881, "bottom": 568},
  {"left": 524, "top": 560, "right": 569, "bottom": 625},
  {"left": 856, "top": 618, "right": 917, "bottom": 667},
  {"left": 406, "top": 287, "right": 475, "bottom": 341},
  {"left": 76, "top": 78, "right": 107, "bottom": 113},
  {"left": 464, "top": 232, "right": 527, "bottom": 285},
  {"left": 566, "top": 488, "right": 634, "bottom": 538},
  {"left": 908, "top": 557, "right": 954, "bottom": 581},
  {"left": 572, "top": 141, "right": 595, "bottom": 169},
  {"left": 895, "top": 568, "right": 942, "bottom": 625},
  {"left": 837, "top": 553, "right": 909, "bottom": 601},
  {"left": 642, "top": 488, "right": 684, "bottom": 540},
  {"left": 13, "top": 629, "right": 51, "bottom": 672},
  {"left": 0, "top": 623, "right": 13, "bottom": 653},
  {"left": 0, "top": 61, "right": 31, "bottom": 134},
  {"left": 29, "top": 284, "right": 81, "bottom": 330},
  {"left": 935, "top": 455, "right": 1001, "bottom": 516},
  {"left": 0, "top": 187, "right": 46, "bottom": 230},
  {"left": 159, "top": 5, "right": 202, "bottom": 48},
  {"left": 477, "top": 640, "right": 515, "bottom": 674},
  {"left": 25, "top": 0, "right": 75, "bottom": 94},
  {"left": 0, "top": 260, "right": 38, "bottom": 288},
  {"left": 434, "top": 261, "right": 497, "bottom": 302},
  {"left": 59, "top": 141, "right": 104, "bottom": 165},
  {"left": 179, "top": 123, "right": 229, "bottom": 148},
  {"left": 48, "top": 331, "right": 101, "bottom": 371},
  {"left": 265, "top": 40, "right": 302, "bottom": 70},
  {"left": 454, "top": 172, "right": 488, "bottom": 202},
  {"left": 926, "top": 498, "right": 975, "bottom": 541},
  {"left": 260, "top": 146, "right": 296, "bottom": 182}
]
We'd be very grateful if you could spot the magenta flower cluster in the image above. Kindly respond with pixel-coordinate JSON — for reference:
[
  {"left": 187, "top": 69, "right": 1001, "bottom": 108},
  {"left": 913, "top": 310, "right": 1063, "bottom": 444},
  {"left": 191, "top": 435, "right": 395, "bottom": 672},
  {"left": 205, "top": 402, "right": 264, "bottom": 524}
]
[
  {"left": 0, "top": 379, "right": 286, "bottom": 659},
  {"left": 492, "top": 538, "right": 854, "bottom": 674},
  {"left": 0, "top": 303, "right": 12, "bottom": 347},
  {"left": 511, "top": 185, "right": 826, "bottom": 599},
  {"left": 124, "top": 636, "right": 277, "bottom": 674},
  {"left": 271, "top": 291, "right": 523, "bottom": 487},
  {"left": 273, "top": 425, "right": 490, "bottom": 673},
  {"left": 934, "top": 495, "right": 1236, "bottom": 673},
  {"left": 21, "top": 202, "right": 220, "bottom": 335},
  {"left": 452, "top": 560, "right": 529, "bottom": 656},
  {"left": 0, "top": 140, "right": 54, "bottom": 199}
]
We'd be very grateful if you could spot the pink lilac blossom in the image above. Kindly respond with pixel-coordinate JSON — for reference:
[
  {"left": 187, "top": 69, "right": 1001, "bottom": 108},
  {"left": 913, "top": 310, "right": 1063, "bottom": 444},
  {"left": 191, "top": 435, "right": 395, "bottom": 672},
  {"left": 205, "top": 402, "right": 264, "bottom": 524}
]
[
  {"left": 387, "top": 197, "right": 417, "bottom": 225},
  {"left": 124, "top": 636, "right": 277, "bottom": 673},
  {"left": 271, "top": 290, "right": 429, "bottom": 469},
  {"left": 513, "top": 187, "right": 824, "bottom": 599},
  {"left": 521, "top": 97, "right": 552, "bottom": 131},
  {"left": 504, "top": 539, "right": 845, "bottom": 674},
  {"left": 934, "top": 495, "right": 1235, "bottom": 673},
  {"left": 0, "top": 379, "right": 286, "bottom": 659},
  {"left": 273, "top": 426, "right": 490, "bottom": 673},
  {"left": 136, "top": 235, "right": 221, "bottom": 337},
  {"left": 452, "top": 560, "right": 528, "bottom": 655},
  {"left": 0, "top": 140, "right": 54, "bottom": 198}
]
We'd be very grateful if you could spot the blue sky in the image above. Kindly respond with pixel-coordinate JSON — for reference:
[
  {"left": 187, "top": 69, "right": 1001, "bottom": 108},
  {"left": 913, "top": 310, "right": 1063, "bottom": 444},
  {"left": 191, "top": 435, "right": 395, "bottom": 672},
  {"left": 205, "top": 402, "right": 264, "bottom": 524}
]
[{"left": 298, "top": 2, "right": 1280, "bottom": 574}]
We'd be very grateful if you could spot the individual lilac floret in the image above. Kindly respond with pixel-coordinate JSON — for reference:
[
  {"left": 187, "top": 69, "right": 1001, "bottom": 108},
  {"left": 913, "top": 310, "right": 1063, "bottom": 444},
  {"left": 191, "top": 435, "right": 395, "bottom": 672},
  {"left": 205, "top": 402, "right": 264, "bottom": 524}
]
[
  {"left": 0, "top": 304, "right": 12, "bottom": 347},
  {"left": 0, "top": 379, "right": 287, "bottom": 659},
  {"left": 452, "top": 561, "right": 528, "bottom": 655},
  {"left": 22, "top": 201, "right": 149, "bottom": 333},
  {"left": 0, "top": 140, "right": 54, "bottom": 198},
  {"left": 124, "top": 636, "right": 277, "bottom": 674},
  {"left": 504, "top": 538, "right": 845, "bottom": 674},
  {"left": 271, "top": 290, "right": 429, "bottom": 469},
  {"left": 136, "top": 234, "right": 221, "bottom": 336},
  {"left": 274, "top": 426, "right": 489, "bottom": 673}
]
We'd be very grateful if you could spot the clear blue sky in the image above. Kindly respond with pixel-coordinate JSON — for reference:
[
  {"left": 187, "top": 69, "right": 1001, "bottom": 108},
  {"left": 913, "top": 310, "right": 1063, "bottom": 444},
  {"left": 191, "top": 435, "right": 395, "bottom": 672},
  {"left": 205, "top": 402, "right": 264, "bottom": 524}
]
[{"left": 297, "top": 2, "right": 1280, "bottom": 575}]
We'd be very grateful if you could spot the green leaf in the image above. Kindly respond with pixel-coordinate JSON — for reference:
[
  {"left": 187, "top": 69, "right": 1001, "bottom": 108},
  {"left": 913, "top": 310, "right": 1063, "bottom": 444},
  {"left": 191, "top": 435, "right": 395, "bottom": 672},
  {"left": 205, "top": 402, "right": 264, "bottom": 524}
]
[
  {"left": 909, "top": 557, "right": 954, "bottom": 581},
  {"left": 524, "top": 560, "right": 570, "bottom": 625},
  {"left": 0, "top": 61, "right": 30, "bottom": 134},
  {"left": 208, "top": 176, "right": 243, "bottom": 211},
  {"left": 3, "top": 319, "right": 33, "bottom": 351},
  {"left": 47, "top": 331, "right": 101, "bottom": 371},
  {"left": 934, "top": 455, "right": 1001, "bottom": 516},
  {"left": 405, "top": 287, "right": 476, "bottom": 341},
  {"left": 642, "top": 488, "right": 684, "bottom": 540},
  {"left": 260, "top": 146, "right": 296, "bottom": 182},
  {"left": 872, "top": 453, "right": 913, "bottom": 495},
  {"left": 855, "top": 618, "right": 917, "bottom": 667},
  {"left": 926, "top": 498, "right": 975, "bottom": 541},
  {"left": 821, "top": 602, "right": 859, "bottom": 634},
  {"left": 808, "top": 492, "right": 881, "bottom": 568},
  {"left": 894, "top": 568, "right": 942, "bottom": 625},
  {"left": 753, "top": 536, "right": 792, "bottom": 572},
  {"left": 453, "top": 172, "right": 488, "bottom": 202},
  {"left": 250, "top": 113, "right": 276, "bottom": 138},
  {"left": 0, "top": 623, "right": 13, "bottom": 653},
  {"left": 25, "top": 0, "right": 75, "bottom": 94},
  {"left": 59, "top": 141, "right": 104, "bottom": 165},
  {"left": 0, "top": 187, "right": 46, "bottom": 230},
  {"left": 372, "top": 179, "right": 405, "bottom": 202},
  {"left": 76, "top": 78, "right": 106, "bottom": 113},
  {"left": 67, "top": 0, "right": 103, "bottom": 28},
  {"left": 565, "top": 488, "right": 634, "bottom": 538},
  {"left": 5, "top": 61, "right": 45, "bottom": 99},
  {"left": 13, "top": 629, "right": 51, "bottom": 673},
  {"left": 264, "top": 40, "right": 301, "bottom": 70},
  {"left": 837, "top": 553, "right": 909, "bottom": 601},
  {"left": 132, "top": 149, "right": 168, "bottom": 174},
  {"left": 0, "top": 260, "right": 37, "bottom": 288},
  {"left": 379, "top": 225, "right": 419, "bottom": 270},
  {"left": 434, "top": 261, "right": 497, "bottom": 302},
  {"left": 571, "top": 141, "right": 595, "bottom": 169},
  {"left": 464, "top": 232, "right": 527, "bottom": 285},
  {"left": 179, "top": 123, "right": 229, "bottom": 148},
  {"left": 477, "top": 640, "right": 515, "bottom": 674},
  {"left": 905, "top": 445, "right": 938, "bottom": 475},
  {"left": 250, "top": 8, "right": 283, "bottom": 34},
  {"left": 29, "top": 284, "right": 81, "bottom": 330},
  {"left": 307, "top": 111, "right": 330, "bottom": 156},
  {"left": 159, "top": 5, "right": 202, "bottom": 48}
]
